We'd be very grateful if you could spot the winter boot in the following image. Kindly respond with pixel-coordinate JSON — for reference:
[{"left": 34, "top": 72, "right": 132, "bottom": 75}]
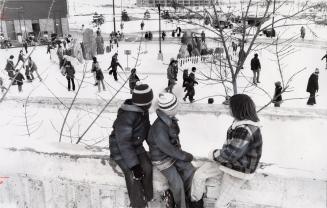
[{"left": 161, "top": 189, "right": 175, "bottom": 208}]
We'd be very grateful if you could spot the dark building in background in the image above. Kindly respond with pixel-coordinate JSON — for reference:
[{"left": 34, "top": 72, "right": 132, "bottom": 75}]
[{"left": 0, "top": 0, "right": 69, "bottom": 41}]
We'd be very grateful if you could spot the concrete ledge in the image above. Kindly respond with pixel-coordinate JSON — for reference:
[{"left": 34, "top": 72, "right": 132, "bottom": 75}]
[{"left": 0, "top": 148, "right": 325, "bottom": 208}]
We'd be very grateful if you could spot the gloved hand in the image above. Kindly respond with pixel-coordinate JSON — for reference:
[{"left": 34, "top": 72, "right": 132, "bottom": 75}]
[
  {"left": 131, "top": 164, "right": 144, "bottom": 180},
  {"left": 184, "top": 152, "right": 194, "bottom": 162}
]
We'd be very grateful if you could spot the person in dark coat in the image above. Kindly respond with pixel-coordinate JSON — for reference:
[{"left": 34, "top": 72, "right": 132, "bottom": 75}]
[
  {"left": 183, "top": 67, "right": 198, "bottom": 103},
  {"left": 15, "top": 50, "right": 25, "bottom": 68},
  {"left": 306, "top": 68, "right": 319, "bottom": 105},
  {"left": 148, "top": 31, "right": 153, "bottom": 40},
  {"left": 147, "top": 93, "right": 203, "bottom": 208},
  {"left": 232, "top": 41, "right": 238, "bottom": 56},
  {"left": 63, "top": 61, "right": 75, "bottom": 91},
  {"left": 23, "top": 40, "right": 28, "bottom": 54},
  {"left": 14, "top": 69, "right": 25, "bottom": 92},
  {"left": 250, "top": 53, "right": 261, "bottom": 84},
  {"left": 129, "top": 68, "right": 140, "bottom": 94},
  {"left": 201, "top": 31, "right": 205, "bottom": 43},
  {"left": 172, "top": 30, "right": 176, "bottom": 37},
  {"left": 141, "top": 20, "right": 145, "bottom": 30},
  {"left": 165, "top": 59, "right": 178, "bottom": 93},
  {"left": 272, "top": 81, "right": 282, "bottom": 107},
  {"left": 300, "top": 26, "right": 305, "bottom": 40},
  {"left": 109, "top": 84, "right": 154, "bottom": 208},
  {"left": 5, "top": 55, "right": 15, "bottom": 82},
  {"left": 108, "top": 53, "right": 123, "bottom": 81},
  {"left": 321, "top": 51, "right": 327, "bottom": 70}
]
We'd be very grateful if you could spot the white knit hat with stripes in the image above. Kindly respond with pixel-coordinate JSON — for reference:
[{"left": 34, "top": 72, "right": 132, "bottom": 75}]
[{"left": 158, "top": 93, "right": 178, "bottom": 113}]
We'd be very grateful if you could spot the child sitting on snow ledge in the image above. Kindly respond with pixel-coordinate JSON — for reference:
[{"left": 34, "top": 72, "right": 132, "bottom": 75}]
[{"left": 191, "top": 94, "right": 263, "bottom": 208}]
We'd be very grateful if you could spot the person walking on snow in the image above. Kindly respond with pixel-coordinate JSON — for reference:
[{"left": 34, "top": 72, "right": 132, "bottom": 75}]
[
  {"left": 108, "top": 53, "right": 123, "bottom": 81},
  {"left": 14, "top": 69, "right": 25, "bottom": 92},
  {"left": 321, "top": 51, "right": 327, "bottom": 69},
  {"left": 141, "top": 20, "right": 145, "bottom": 30},
  {"left": 5, "top": 55, "right": 15, "bottom": 82},
  {"left": 183, "top": 67, "right": 198, "bottom": 103},
  {"left": 15, "top": 50, "right": 25, "bottom": 68},
  {"left": 63, "top": 61, "right": 75, "bottom": 91},
  {"left": 147, "top": 93, "right": 204, "bottom": 208},
  {"left": 94, "top": 59, "right": 106, "bottom": 92},
  {"left": 192, "top": 94, "right": 262, "bottom": 208},
  {"left": 91, "top": 57, "right": 100, "bottom": 86},
  {"left": 201, "top": 31, "right": 206, "bottom": 43},
  {"left": 23, "top": 40, "right": 28, "bottom": 54},
  {"left": 272, "top": 81, "right": 283, "bottom": 107},
  {"left": 300, "top": 26, "right": 306, "bottom": 40},
  {"left": 165, "top": 59, "right": 178, "bottom": 93},
  {"left": 306, "top": 68, "right": 319, "bottom": 105},
  {"left": 57, "top": 43, "right": 64, "bottom": 69},
  {"left": 109, "top": 84, "right": 154, "bottom": 208},
  {"left": 250, "top": 53, "right": 261, "bottom": 84},
  {"left": 129, "top": 68, "right": 140, "bottom": 94},
  {"left": 232, "top": 41, "right": 238, "bottom": 56},
  {"left": 27, "top": 57, "right": 42, "bottom": 81}
]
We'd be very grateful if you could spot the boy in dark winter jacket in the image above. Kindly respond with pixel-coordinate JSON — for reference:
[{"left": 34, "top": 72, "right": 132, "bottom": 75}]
[
  {"left": 306, "top": 68, "right": 319, "bottom": 105},
  {"left": 148, "top": 93, "right": 203, "bottom": 208},
  {"left": 129, "top": 68, "right": 140, "bottom": 94},
  {"left": 109, "top": 84, "right": 154, "bottom": 208},
  {"left": 272, "top": 81, "right": 282, "bottom": 107},
  {"left": 14, "top": 70, "right": 25, "bottom": 92},
  {"left": 183, "top": 67, "right": 198, "bottom": 103},
  {"left": 192, "top": 94, "right": 262, "bottom": 208}
]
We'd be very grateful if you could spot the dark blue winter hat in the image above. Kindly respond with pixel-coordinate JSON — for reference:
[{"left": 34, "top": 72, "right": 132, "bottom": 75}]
[{"left": 132, "top": 84, "right": 153, "bottom": 106}]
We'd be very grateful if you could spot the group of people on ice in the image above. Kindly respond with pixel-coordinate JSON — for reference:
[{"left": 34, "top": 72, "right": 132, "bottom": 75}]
[
  {"left": 109, "top": 83, "right": 263, "bottom": 208},
  {"left": 2, "top": 50, "right": 42, "bottom": 93}
]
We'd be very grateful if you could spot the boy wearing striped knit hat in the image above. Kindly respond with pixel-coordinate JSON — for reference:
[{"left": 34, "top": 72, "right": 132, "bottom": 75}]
[
  {"left": 109, "top": 83, "right": 154, "bottom": 208},
  {"left": 147, "top": 93, "right": 203, "bottom": 208}
]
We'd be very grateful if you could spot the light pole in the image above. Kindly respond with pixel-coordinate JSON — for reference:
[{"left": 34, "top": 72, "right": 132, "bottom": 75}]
[
  {"left": 157, "top": 3, "right": 163, "bottom": 61},
  {"left": 113, "top": 0, "right": 116, "bottom": 34}
]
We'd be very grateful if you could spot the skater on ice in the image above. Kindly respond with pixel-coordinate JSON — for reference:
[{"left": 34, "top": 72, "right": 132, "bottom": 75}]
[
  {"left": 250, "top": 53, "right": 261, "bottom": 84},
  {"left": 272, "top": 81, "right": 283, "bottom": 107},
  {"left": 108, "top": 53, "right": 123, "bottom": 81}
]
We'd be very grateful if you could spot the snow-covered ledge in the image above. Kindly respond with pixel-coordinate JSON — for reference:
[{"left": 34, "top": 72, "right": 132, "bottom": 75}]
[{"left": 0, "top": 147, "right": 326, "bottom": 208}]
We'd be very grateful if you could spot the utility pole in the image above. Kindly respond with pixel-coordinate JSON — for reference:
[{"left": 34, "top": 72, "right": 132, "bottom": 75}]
[
  {"left": 272, "top": 0, "right": 276, "bottom": 29},
  {"left": 157, "top": 3, "right": 163, "bottom": 61},
  {"left": 113, "top": 0, "right": 116, "bottom": 34}
]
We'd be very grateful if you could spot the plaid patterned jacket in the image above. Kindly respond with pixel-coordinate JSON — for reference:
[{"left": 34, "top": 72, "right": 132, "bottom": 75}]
[{"left": 214, "top": 120, "right": 262, "bottom": 174}]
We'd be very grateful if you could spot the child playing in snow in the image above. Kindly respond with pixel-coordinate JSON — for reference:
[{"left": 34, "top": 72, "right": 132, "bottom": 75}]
[
  {"left": 192, "top": 94, "right": 262, "bottom": 208},
  {"left": 147, "top": 93, "right": 203, "bottom": 208}
]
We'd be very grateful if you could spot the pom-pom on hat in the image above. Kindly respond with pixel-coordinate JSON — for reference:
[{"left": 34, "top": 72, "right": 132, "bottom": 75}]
[
  {"left": 158, "top": 93, "right": 178, "bottom": 112},
  {"left": 132, "top": 84, "right": 153, "bottom": 106}
]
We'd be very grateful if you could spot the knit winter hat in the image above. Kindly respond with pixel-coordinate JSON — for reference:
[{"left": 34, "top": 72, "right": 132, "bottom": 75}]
[
  {"left": 158, "top": 93, "right": 178, "bottom": 112},
  {"left": 132, "top": 84, "right": 153, "bottom": 106},
  {"left": 315, "top": 68, "right": 319, "bottom": 74}
]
